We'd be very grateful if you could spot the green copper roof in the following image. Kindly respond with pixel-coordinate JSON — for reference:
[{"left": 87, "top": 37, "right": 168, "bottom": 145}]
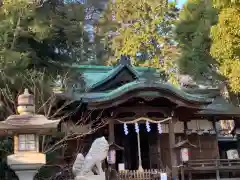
[
  {"left": 65, "top": 59, "right": 240, "bottom": 117},
  {"left": 79, "top": 80, "right": 214, "bottom": 104},
  {"left": 71, "top": 60, "right": 219, "bottom": 104},
  {"left": 73, "top": 64, "right": 158, "bottom": 90},
  {"left": 87, "top": 64, "right": 139, "bottom": 91},
  {"left": 181, "top": 87, "right": 221, "bottom": 98},
  {"left": 198, "top": 97, "right": 240, "bottom": 116}
]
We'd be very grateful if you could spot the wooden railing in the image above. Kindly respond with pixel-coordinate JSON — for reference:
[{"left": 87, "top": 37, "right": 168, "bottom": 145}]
[
  {"left": 117, "top": 169, "right": 166, "bottom": 180},
  {"left": 185, "top": 159, "right": 240, "bottom": 170}
]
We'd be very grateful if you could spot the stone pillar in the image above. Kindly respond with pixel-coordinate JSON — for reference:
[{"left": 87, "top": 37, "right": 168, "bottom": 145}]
[
  {"left": 169, "top": 117, "right": 178, "bottom": 179},
  {"left": 8, "top": 153, "right": 46, "bottom": 180},
  {"left": 15, "top": 170, "right": 38, "bottom": 180}
]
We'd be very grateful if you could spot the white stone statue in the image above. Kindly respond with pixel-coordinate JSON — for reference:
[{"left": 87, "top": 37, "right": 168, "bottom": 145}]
[{"left": 72, "top": 137, "right": 109, "bottom": 180}]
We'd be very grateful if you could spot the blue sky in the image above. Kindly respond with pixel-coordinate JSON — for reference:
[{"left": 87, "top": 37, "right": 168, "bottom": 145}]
[{"left": 177, "top": 0, "right": 186, "bottom": 8}]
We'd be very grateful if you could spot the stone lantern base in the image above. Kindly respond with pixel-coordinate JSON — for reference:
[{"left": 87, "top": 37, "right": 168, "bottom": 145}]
[{"left": 7, "top": 152, "right": 46, "bottom": 180}]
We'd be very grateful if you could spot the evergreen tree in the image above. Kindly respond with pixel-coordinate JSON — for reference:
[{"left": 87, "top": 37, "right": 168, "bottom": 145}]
[
  {"left": 96, "top": 0, "right": 180, "bottom": 83},
  {"left": 175, "top": 0, "right": 218, "bottom": 84},
  {"left": 0, "top": 0, "right": 90, "bottom": 101},
  {"left": 0, "top": 0, "right": 89, "bottom": 76},
  {"left": 0, "top": 0, "right": 91, "bottom": 121},
  {"left": 0, "top": 2, "right": 89, "bottom": 178},
  {"left": 210, "top": 0, "right": 240, "bottom": 92}
]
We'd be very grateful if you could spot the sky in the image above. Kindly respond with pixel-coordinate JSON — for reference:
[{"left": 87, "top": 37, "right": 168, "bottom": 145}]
[{"left": 177, "top": 0, "right": 186, "bottom": 8}]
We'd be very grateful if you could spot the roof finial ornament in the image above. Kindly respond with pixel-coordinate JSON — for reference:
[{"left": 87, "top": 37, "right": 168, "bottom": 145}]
[
  {"left": 17, "top": 88, "right": 35, "bottom": 115},
  {"left": 219, "top": 81, "right": 230, "bottom": 101},
  {"left": 119, "top": 55, "right": 131, "bottom": 66}
]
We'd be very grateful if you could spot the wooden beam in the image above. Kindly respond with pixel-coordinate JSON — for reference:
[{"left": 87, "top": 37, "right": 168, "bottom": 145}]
[
  {"left": 184, "top": 166, "right": 240, "bottom": 171},
  {"left": 116, "top": 106, "right": 170, "bottom": 116}
]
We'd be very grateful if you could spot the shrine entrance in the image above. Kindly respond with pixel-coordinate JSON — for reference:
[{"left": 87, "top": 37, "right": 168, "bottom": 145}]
[
  {"left": 115, "top": 123, "right": 151, "bottom": 170},
  {"left": 113, "top": 117, "right": 168, "bottom": 171}
]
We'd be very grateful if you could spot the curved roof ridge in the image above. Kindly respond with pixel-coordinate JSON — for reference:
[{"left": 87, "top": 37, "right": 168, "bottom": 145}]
[{"left": 82, "top": 80, "right": 214, "bottom": 104}]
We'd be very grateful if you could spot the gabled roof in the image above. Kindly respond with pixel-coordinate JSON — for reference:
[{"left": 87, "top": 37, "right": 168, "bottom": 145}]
[
  {"left": 87, "top": 64, "right": 138, "bottom": 92},
  {"left": 76, "top": 55, "right": 160, "bottom": 92},
  {"left": 66, "top": 56, "right": 240, "bottom": 119}
]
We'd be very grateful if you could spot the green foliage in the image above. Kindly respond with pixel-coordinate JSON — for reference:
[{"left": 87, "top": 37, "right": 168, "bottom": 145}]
[
  {"left": 0, "top": 2, "right": 88, "bottom": 177},
  {"left": 210, "top": 1, "right": 240, "bottom": 92},
  {"left": 175, "top": 0, "right": 218, "bottom": 83},
  {"left": 213, "top": 0, "right": 240, "bottom": 9},
  {"left": 0, "top": 0, "right": 89, "bottom": 76},
  {"left": 0, "top": 136, "right": 16, "bottom": 179},
  {"left": 97, "top": 0, "right": 180, "bottom": 83},
  {"left": 0, "top": 0, "right": 89, "bottom": 118}
]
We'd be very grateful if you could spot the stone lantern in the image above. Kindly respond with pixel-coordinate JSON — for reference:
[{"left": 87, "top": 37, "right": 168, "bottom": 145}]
[{"left": 0, "top": 89, "right": 60, "bottom": 180}]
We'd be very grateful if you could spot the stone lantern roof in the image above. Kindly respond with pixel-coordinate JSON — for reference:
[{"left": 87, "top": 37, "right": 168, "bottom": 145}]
[{"left": 0, "top": 89, "right": 60, "bottom": 135}]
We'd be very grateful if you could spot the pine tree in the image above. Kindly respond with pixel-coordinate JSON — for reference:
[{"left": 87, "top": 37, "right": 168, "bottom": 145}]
[
  {"left": 175, "top": 0, "right": 218, "bottom": 84},
  {"left": 0, "top": 0, "right": 91, "bottom": 121},
  {"left": 0, "top": 0, "right": 92, "bottom": 95},
  {"left": 0, "top": 0, "right": 89, "bottom": 75},
  {"left": 97, "top": 0, "right": 180, "bottom": 83}
]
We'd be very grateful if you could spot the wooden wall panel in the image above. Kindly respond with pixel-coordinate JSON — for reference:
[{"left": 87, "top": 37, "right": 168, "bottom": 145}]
[
  {"left": 149, "top": 134, "right": 219, "bottom": 169},
  {"left": 188, "top": 135, "right": 219, "bottom": 160}
]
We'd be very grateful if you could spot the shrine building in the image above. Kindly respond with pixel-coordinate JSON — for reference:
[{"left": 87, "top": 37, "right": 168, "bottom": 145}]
[{"left": 58, "top": 56, "right": 240, "bottom": 180}]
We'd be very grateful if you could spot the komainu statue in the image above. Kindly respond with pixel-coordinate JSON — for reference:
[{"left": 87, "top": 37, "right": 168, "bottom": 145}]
[{"left": 72, "top": 137, "right": 109, "bottom": 180}]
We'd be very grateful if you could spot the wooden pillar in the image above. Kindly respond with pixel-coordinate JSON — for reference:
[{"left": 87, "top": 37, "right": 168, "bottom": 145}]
[
  {"left": 109, "top": 120, "right": 115, "bottom": 143},
  {"left": 180, "top": 166, "right": 185, "bottom": 180},
  {"left": 215, "top": 158, "right": 220, "bottom": 180},
  {"left": 216, "top": 169, "right": 220, "bottom": 180},
  {"left": 212, "top": 120, "right": 220, "bottom": 159},
  {"left": 188, "top": 172, "right": 192, "bottom": 180},
  {"left": 169, "top": 117, "right": 178, "bottom": 179},
  {"left": 214, "top": 121, "right": 221, "bottom": 180},
  {"left": 108, "top": 120, "right": 116, "bottom": 169}
]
